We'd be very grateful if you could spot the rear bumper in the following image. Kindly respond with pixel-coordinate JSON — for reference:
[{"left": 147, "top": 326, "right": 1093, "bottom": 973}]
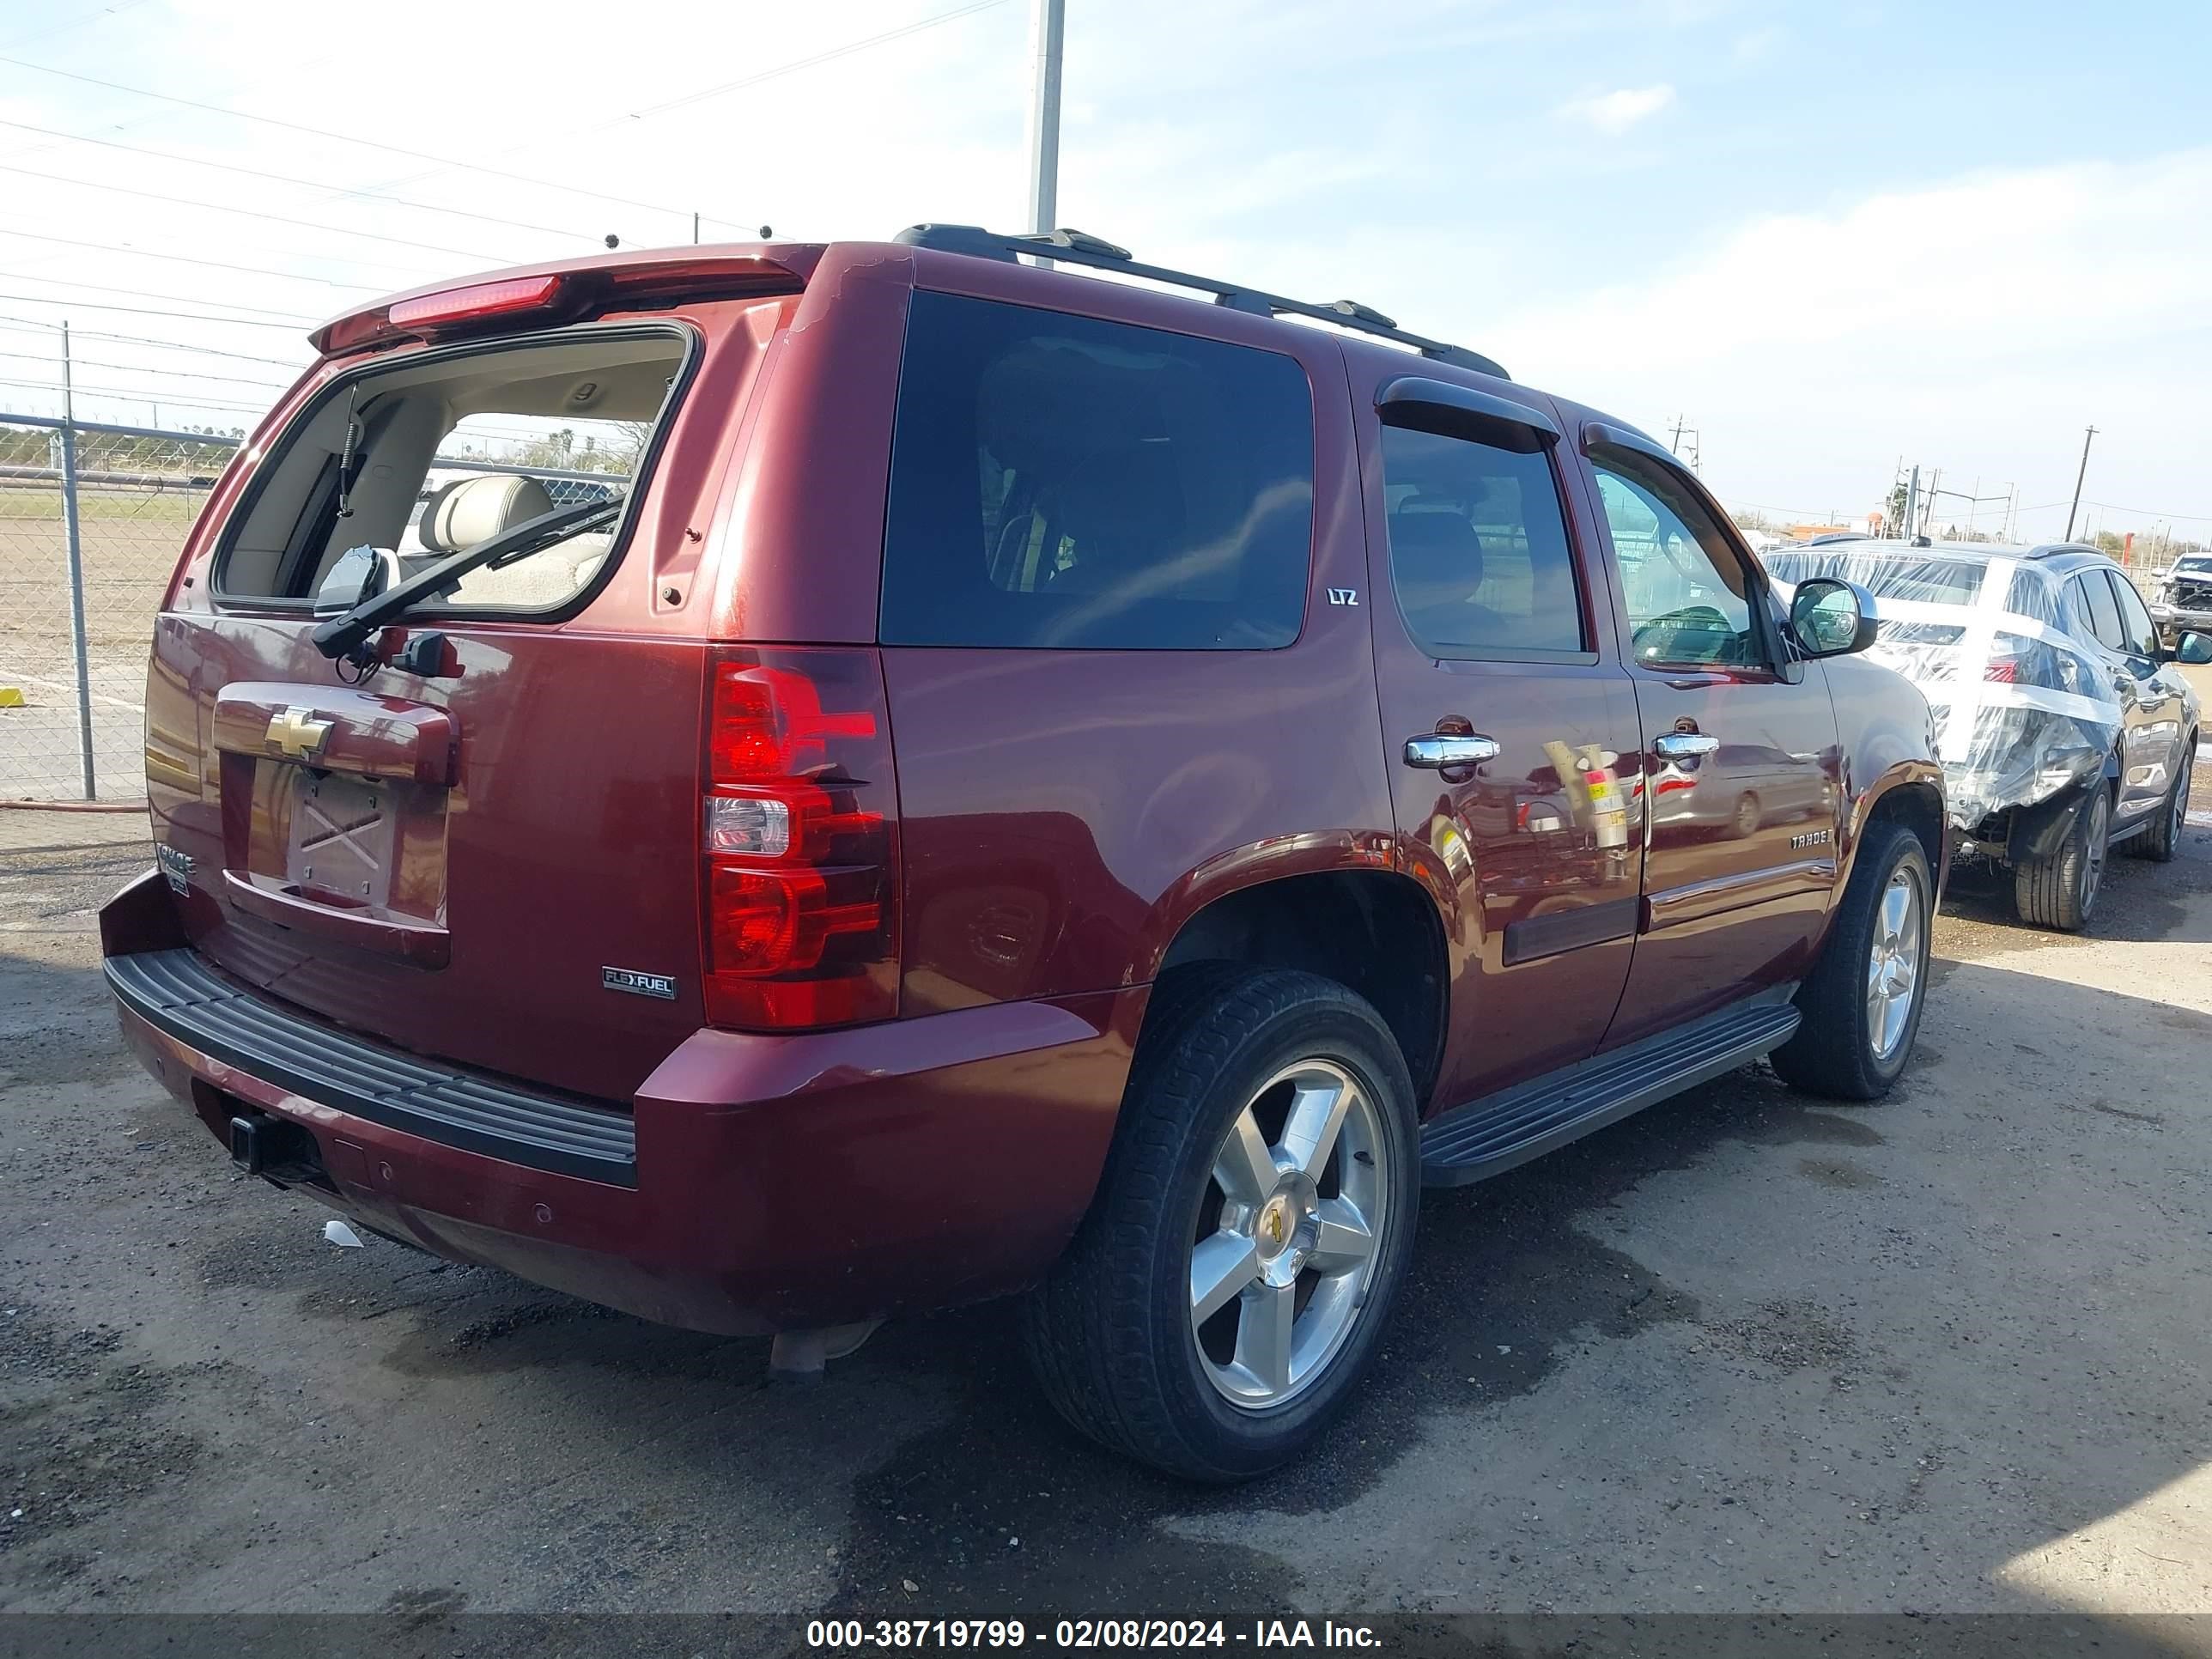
[{"left": 103, "top": 874, "right": 1140, "bottom": 1334}]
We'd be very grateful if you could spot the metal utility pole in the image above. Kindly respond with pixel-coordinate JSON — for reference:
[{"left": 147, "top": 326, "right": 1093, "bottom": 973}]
[
  {"left": 1024, "top": 0, "right": 1066, "bottom": 234},
  {"left": 1904, "top": 465, "right": 1920, "bottom": 544},
  {"left": 2063, "top": 425, "right": 2097, "bottom": 542},
  {"left": 57, "top": 322, "right": 96, "bottom": 799}
]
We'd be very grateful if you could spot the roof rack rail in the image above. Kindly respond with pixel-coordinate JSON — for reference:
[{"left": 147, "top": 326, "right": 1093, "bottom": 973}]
[
  {"left": 2024, "top": 541, "right": 2100, "bottom": 560},
  {"left": 894, "top": 223, "right": 1509, "bottom": 380}
]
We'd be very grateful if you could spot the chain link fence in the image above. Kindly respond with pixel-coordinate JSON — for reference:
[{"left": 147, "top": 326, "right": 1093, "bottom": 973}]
[
  {"left": 1, "top": 408, "right": 647, "bottom": 805},
  {"left": 1, "top": 415, "right": 236, "bottom": 804}
]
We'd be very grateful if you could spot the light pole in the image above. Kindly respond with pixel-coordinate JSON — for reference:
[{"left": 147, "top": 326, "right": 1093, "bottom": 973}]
[{"left": 1025, "top": 0, "right": 1065, "bottom": 234}]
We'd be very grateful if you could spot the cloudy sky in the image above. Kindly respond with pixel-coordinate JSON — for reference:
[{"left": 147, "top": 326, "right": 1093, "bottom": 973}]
[{"left": 2, "top": 0, "right": 2208, "bottom": 541}]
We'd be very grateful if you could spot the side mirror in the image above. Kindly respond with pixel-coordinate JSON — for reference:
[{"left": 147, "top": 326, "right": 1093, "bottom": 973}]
[
  {"left": 1788, "top": 577, "right": 1879, "bottom": 659},
  {"left": 2173, "top": 631, "right": 2212, "bottom": 666},
  {"left": 312, "top": 545, "right": 387, "bottom": 615}
]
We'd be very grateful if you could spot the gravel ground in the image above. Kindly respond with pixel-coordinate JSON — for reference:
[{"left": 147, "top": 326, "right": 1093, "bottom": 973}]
[{"left": 3, "top": 755, "right": 2209, "bottom": 1636}]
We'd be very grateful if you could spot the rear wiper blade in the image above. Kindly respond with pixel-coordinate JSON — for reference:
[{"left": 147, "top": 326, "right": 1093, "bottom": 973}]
[{"left": 310, "top": 497, "right": 622, "bottom": 664}]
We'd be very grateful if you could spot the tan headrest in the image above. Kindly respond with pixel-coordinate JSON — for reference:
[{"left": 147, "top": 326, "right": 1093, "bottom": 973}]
[{"left": 420, "top": 473, "right": 556, "bottom": 554}]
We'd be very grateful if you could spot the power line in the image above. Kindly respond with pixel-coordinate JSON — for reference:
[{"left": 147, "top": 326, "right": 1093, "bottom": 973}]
[
  {"left": 366, "top": 0, "right": 1009, "bottom": 214},
  {"left": 624, "top": 0, "right": 1006, "bottom": 124},
  {"left": 0, "top": 50, "right": 738, "bottom": 228},
  {"left": 0, "top": 374, "right": 274, "bottom": 414},
  {"left": 2082, "top": 497, "right": 2212, "bottom": 526},
  {"left": 0, "top": 227, "right": 387, "bottom": 291},
  {"left": 0, "top": 348, "right": 291, "bottom": 389},
  {"left": 0, "top": 315, "right": 303, "bottom": 367},
  {"left": 0, "top": 160, "right": 518, "bottom": 264},
  {"left": 0, "top": 281, "right": 314, "bottom": 328},
  {"left": 2, "top": 0, "right": 148, "bottom": 53},
  {"left": 0, "top": 118, "right": 593, "bottom": 244},
  {"left": 0, "top": 46, "right": 346, "bottom": 178}
]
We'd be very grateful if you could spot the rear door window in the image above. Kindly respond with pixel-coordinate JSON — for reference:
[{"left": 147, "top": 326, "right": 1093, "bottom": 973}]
[
  {"left": 2106, "top": 569, "right": 2158, "bottom": 655},
  {"left": 2071, "top": 572, "right": 2124, "bottom": 651},
  {"left": 879, "top": 291, "right": 1315, "bottom": 650},
  {"left": 1378, "top": 422, "right": 1585, "bottom": 656}
]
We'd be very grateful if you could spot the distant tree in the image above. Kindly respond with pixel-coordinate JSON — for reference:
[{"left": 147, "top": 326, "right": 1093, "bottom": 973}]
[{"left": 506, "top": 422, "right": 646, "bottom": 476}]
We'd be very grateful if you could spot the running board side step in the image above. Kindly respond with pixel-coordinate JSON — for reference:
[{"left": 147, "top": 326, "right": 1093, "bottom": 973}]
[{"left": 1419, "top": 1000, "right": 1801, "bottom": 1186}]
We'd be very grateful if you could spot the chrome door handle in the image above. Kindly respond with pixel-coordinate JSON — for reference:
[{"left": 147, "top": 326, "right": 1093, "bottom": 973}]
[
  {"left": 1403, "top": 733, "right": 1500, "bottom": 769},
  {"left": 1651, "top": 732, "right": 1720, "bottom": 761}
]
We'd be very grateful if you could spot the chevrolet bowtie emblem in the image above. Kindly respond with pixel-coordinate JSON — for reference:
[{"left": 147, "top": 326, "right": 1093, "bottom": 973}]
[{"left": 264, "top": 705, "right": 333, "bottom": 761}]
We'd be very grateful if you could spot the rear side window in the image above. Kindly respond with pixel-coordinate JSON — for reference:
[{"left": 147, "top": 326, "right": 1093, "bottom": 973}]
[
  {"left": 1378, "top": 422, "right": 1584, "bottom": 655},
  {"left": 880, "top": 291, "right": 1315, "bottom": 650}
]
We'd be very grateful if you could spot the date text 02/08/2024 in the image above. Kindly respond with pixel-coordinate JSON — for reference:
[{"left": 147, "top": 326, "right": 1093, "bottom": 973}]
[{"left": 804, "top": 1619, "right": 1382, "bottom": 1649}]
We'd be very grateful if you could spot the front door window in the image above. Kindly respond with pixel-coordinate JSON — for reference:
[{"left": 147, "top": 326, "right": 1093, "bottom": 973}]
[{"left": 1592, "top": 457, "right": 1762, "bottom": 669}]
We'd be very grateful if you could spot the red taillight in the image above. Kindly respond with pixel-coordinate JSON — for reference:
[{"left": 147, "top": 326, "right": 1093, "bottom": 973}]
[
  {"left": 709, "top": 664, "right": 876, "bottom": 781},
  {"left": 388, "top": 274, "right": 565, "bottom": 331},
  {"left": 309, "top": 252, "right": 802, "bottom": 356},
  {"left": 700, "top": 649, "right": 897, "bottom": 1030},
  {"left": 309, "top": 275, "right": 570, "bottom": 356},
  {"left": 1985, "top": 657, "right": 2021, "bottom": 684}
]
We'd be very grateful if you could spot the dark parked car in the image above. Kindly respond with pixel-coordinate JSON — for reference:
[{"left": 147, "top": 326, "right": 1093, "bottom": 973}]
[
  {"left": 1764, "top": 537, "right": 2204, "bottom": 931},
  {"left": 104, "top": 228, "right": 1943, "bottom": 1480}
]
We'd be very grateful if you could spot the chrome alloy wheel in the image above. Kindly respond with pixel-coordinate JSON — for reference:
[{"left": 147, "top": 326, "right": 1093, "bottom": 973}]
[
  {"left": 2081, "top": 789, "right": 2110, "bottom": 914},
  {"left": 1865, "top": 866, "right": 1924, "bottom": 1062},
  {"left": 1190, "top": 1059, "right": 1389, "bottom": 1410}
]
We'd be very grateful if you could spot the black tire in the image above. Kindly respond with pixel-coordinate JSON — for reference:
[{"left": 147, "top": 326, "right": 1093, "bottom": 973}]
[
  {"left": 1769, "top": 822, "right": 1933, "bottom": 1101},
  {"left": 1731, "top": 793, "right": 1761, "bottom": 840},
  {"left": 1021, "top": 965, "right": 1419, "bottom": 1482},
  {"left": 2125, "top": 737, "right": 2192, "bottom": 862},
  {"left": 2014, "top": 783, "right": 2110, "bottom": 930}
]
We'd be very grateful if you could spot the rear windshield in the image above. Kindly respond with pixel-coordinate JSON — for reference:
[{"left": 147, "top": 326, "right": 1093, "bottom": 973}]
[
  {"left": 879, "top": 291, "right": 1315, "bottom": 650},
  {"left": 1763, "top": 546, "right": 1988, "bottom": 605},
  {"left": 215, "top": 329, "right": 685, "bottom": 612}
]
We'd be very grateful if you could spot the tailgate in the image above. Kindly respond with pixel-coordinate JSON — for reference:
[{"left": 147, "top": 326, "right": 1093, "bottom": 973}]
[
  {"left": 138, "top": 296, "right": 799, "bottom": 1103},
  {"left": 155, "top": 619, "right": 708, "bottom": 1103}
]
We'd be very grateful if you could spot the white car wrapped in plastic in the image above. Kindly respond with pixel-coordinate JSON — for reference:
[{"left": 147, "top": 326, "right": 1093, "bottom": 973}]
[{"left": 1762, "top": 537, "right": 2203, "bottom": 930}]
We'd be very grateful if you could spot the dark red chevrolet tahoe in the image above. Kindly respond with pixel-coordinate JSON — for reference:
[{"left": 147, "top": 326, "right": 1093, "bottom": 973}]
[{"left": 103, "top": 226, "right": 1944, "bottom": 1480}]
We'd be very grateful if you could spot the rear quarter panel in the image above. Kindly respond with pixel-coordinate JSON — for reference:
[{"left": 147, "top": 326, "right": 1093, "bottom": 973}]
[{"left": 872, "top": 259, "right": 1396, "bottom": 1015}]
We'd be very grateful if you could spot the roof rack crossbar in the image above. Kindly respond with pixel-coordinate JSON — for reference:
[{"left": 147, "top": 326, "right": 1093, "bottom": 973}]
[{"left": 895, "top": 223, "right": 1509, "bottom": 380}]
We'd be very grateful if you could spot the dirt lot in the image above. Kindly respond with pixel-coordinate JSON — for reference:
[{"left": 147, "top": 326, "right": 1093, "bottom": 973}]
[
  {"left": 0, "top": 485, "right": 202, "bottom": 803},
  {"left": 3, "top": 763, "right": 2210, "bottom": 1637}
]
